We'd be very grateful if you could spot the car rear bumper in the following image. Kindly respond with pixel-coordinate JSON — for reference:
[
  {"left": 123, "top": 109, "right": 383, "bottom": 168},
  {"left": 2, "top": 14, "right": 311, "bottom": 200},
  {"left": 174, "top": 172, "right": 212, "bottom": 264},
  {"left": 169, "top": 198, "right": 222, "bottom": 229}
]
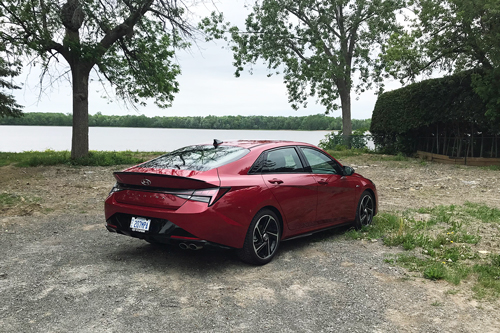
[{"left": 104, "top": 195, "right": 248, "bottom": 249}]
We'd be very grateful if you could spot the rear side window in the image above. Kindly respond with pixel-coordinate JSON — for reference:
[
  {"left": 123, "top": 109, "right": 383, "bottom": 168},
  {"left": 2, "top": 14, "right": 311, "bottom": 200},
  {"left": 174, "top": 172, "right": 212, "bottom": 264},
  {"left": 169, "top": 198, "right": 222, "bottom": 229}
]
[
  {"left": 139, "top": 145, "right": 249, "bottom": 171},
  {"left": 262, "top": 147, "right": 304, "bottom": 173}
]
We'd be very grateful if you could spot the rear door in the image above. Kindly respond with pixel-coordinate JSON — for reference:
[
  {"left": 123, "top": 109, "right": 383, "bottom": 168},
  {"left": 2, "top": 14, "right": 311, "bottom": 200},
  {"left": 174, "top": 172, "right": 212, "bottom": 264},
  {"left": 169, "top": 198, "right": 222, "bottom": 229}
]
[
  {"left": 299, "top": 147, "right": 357, "bottom": 225},
  {"left": 259, "top": 147, "right": 318, "bottom": 230}
]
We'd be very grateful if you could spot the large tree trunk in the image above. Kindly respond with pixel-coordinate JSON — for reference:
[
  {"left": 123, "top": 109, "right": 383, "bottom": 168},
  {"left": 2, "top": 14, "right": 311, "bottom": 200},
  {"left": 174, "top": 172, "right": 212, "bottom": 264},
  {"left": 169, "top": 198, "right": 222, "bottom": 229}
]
[
  {"left": 338, "top": 82, "right": 352, "bottom": 147},
  {"left": 71, "top": 64, "right": 90, "bottom": 159}
]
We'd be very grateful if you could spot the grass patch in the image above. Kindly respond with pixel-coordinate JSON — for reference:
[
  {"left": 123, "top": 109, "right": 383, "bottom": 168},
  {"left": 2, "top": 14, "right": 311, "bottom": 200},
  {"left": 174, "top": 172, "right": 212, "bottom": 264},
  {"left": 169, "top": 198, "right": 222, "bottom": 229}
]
[
  {"left": 0, "top": 150, "right": 163, "bottom": 167},
  {"left": 462, "top": 202, "right": 500, "bottom": 223},
  {"left": 348, "top": 203, "right": 500, "bottom": 299},
  {"left": 0, "top": 192, "right": 40, "bottom": 210},
  {"left": 326, "top": 148, "right": 370, "bottom": 159},
  {"left": 480, "top": 165, "right": 500, "bottom": 171},
  {"left": 0, "top": 193, "right": 21, "bottom": 207},
  {"left": 327, "top": 150, "right": 410, "bottom": 161}
]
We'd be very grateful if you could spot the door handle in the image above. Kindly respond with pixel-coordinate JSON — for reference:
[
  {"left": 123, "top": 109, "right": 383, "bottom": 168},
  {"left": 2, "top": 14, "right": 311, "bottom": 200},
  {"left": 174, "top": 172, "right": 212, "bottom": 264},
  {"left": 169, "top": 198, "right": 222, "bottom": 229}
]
[
  {"left": 268, "top": 178, "right": 283, "bottom": 184},
  {"left": 317, "top": 179, "right": 328, "bottom": 185}
]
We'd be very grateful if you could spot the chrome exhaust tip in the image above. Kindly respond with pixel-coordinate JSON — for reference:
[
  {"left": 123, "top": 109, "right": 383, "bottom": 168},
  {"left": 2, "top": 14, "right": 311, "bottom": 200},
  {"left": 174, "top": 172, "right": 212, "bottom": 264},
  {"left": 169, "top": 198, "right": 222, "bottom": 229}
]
[
  {"left": 188, "top": 243, "right": 203, "bottom": 250},
  {"left": 179, "top": 243, "right": 188, "bottom": 250}
]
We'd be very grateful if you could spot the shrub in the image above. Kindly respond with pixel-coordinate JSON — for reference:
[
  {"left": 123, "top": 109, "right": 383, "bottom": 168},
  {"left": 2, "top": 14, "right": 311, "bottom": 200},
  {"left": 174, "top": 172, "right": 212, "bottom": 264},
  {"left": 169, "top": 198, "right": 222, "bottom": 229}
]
[
  {"left": 370, "top": 70, "right": 499, "bottom": 156},
  {"left": 319, "top": 129, "right": 369, "bottom": 150}
]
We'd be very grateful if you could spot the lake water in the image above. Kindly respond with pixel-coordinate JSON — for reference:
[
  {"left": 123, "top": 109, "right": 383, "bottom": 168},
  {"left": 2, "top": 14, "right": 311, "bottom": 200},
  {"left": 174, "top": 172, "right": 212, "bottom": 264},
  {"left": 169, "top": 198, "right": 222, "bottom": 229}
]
[{"left": 0, "top": 126, "right": 334, "bottom": 152}]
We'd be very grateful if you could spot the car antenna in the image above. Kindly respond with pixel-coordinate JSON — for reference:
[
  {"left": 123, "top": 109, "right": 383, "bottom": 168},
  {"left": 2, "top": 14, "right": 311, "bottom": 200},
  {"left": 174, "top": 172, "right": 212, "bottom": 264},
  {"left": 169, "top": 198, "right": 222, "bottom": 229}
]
[{"left": 213, "top": 139, "right": 223, "bottom": 148}]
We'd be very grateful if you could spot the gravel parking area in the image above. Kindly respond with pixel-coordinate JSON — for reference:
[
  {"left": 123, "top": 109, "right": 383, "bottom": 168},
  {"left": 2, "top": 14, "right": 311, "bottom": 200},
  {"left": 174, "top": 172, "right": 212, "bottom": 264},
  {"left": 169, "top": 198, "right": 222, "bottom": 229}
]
[{"left": 1, "top": 158, "right": 499, "bottom": 332}]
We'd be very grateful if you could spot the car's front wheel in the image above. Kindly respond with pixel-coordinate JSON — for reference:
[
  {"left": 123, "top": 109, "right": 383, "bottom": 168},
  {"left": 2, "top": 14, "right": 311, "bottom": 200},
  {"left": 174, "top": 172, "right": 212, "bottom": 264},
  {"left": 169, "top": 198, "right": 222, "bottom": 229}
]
[
  {"left": 237, "top": 209, "right": 281, "bottom": 265},
  {"left": 354, "top": 191, "right": 374, "bottom": 230}
]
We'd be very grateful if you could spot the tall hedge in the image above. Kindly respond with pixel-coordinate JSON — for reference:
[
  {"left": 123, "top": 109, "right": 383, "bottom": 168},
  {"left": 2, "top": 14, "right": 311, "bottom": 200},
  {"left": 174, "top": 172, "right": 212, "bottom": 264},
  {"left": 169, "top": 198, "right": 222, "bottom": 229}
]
[{"left": 370, "top": 71, "right": 499, "bottom": 156}]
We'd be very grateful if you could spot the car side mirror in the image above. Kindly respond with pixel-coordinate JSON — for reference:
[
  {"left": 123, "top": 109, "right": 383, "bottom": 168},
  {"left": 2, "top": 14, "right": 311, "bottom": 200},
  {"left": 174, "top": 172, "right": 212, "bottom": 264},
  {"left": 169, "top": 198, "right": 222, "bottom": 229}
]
[{"left": 343, "top": 166, "right": 355, "bottom": 176}]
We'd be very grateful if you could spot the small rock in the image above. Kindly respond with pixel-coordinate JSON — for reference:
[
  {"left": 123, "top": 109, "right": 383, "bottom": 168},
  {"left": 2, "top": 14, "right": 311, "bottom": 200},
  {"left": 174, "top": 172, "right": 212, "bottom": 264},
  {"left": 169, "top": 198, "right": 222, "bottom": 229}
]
[{"left": 478, "top": 251, "right": 490, "bottom": 254}]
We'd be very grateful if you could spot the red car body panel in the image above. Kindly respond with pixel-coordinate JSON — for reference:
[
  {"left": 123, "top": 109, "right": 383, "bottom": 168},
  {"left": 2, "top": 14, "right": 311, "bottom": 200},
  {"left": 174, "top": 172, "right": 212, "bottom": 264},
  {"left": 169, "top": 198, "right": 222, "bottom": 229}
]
[
  {"left": 261, "top": 172, "right": 318, "bottom": 230},
  {"left": 104, "top": 140, "right": 378, "bottom": 249}
]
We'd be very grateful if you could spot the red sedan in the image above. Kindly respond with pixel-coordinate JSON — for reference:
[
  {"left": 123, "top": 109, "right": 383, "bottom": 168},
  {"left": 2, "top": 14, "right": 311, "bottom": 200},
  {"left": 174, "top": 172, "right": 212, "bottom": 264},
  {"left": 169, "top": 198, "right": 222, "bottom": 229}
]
[{"left": 105, "top": 140, "right": 377, "bottom": 265}]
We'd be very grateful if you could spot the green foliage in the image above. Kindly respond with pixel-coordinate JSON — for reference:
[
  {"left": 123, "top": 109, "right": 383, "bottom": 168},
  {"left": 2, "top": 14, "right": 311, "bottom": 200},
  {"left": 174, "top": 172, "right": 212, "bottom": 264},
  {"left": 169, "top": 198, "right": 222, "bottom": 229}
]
[
  {"left": 0, "top": 150, "right": 159, "bottom": 167},
  {"left": 0, "top": 1, "right": 191, "bottom": 109},
  {"left": 423, "top": 264, "right": 446, "bottom": 281},
  {"left": 0, "top": 112, "right": 372, "bottom": 131},
  {"left": 201, "top": 0, "right": 404, "bottom": 136},
  {"left": 0, "top": 45, "right": 23, "bottom": 118},
  {"left": 382, "top": 0, "right": 500, "bottom": 120},
  {"left": 370, "top": 71, "right": 498, "bottom": 156},
  {"left": 319, "top": 129, "right": 369, "bottom": 150}
]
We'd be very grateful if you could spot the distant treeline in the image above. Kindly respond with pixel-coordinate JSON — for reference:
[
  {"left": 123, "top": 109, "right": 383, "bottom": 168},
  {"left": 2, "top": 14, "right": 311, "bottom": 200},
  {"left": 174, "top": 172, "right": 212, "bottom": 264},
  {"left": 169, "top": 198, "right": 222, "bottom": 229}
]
[{"left": 0, "top": 112, "right": 371, "bottom": 131}]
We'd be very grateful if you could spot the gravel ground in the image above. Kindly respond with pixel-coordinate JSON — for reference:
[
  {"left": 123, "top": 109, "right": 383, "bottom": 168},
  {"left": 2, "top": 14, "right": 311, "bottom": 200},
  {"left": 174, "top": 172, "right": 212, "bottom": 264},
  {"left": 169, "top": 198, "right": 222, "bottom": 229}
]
[{"left": 1, "top": 158, "right": 499, "bottom": 332}]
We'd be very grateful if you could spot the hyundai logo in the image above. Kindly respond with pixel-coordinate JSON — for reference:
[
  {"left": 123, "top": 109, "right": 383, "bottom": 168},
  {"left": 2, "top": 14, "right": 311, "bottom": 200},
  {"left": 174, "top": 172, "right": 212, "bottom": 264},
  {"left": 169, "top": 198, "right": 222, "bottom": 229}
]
[{"left": 141, "top": 179, "right": 151, "bottom": 186}]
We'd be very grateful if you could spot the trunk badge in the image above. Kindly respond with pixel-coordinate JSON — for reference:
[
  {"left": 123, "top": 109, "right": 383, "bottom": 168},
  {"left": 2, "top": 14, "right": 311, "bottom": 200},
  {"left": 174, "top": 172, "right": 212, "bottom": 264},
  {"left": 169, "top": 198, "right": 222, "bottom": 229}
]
[{"left": 141, "top": 179, "right": 152, "bottom": 186}]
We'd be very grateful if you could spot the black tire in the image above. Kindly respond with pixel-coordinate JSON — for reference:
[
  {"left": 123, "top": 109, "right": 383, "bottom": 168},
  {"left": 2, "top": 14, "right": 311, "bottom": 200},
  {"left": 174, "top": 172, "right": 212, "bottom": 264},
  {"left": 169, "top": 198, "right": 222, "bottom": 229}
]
[
  {"left": 237, "top": 209, "right": 281, "bottom": 265},
  {"left": 354, "top": 191, "right": 374, "bottom": 230}
]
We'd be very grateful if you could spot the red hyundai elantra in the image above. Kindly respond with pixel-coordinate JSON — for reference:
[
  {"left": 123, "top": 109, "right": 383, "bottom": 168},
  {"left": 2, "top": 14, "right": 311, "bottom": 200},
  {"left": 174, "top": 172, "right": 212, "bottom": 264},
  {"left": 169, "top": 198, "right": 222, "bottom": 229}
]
[{"left": 105, "top": 140, "right": 377, "bottom": 265}]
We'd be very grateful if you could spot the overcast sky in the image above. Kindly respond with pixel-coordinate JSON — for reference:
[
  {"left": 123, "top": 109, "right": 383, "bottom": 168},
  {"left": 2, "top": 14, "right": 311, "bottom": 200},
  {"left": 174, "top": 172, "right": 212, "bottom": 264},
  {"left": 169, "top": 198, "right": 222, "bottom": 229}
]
[{"left": 11, "top": 0, "right": 402, "bottom": 120}]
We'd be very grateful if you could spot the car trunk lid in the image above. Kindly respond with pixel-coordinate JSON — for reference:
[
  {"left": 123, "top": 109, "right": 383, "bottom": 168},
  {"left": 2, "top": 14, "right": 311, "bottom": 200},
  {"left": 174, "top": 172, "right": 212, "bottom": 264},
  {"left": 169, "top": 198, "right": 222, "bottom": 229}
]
[{"left": 112, "top": 168, "right": 220, "bottom": 210}]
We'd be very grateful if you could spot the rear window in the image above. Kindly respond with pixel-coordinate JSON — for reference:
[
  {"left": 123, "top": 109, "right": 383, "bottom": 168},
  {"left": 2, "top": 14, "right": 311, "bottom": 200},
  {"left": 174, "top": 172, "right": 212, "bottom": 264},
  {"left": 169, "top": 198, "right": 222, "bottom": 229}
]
[{"left": 138, "top": 145, "right": 250, "bottom": 171}]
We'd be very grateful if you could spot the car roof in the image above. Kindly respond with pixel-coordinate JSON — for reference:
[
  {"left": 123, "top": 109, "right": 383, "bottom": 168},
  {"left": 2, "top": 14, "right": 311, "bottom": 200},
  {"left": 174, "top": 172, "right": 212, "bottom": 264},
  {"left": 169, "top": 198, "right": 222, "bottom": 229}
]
[{"left": 206, "top": 140, "right": 314, "bottom": 149}]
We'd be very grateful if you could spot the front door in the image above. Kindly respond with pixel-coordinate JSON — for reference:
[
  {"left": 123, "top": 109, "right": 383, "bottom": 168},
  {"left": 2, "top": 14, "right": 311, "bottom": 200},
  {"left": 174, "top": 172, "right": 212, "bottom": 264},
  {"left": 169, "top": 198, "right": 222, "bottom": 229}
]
[{"left": 300, "top": 147, "right": 357, "bottom": 225}]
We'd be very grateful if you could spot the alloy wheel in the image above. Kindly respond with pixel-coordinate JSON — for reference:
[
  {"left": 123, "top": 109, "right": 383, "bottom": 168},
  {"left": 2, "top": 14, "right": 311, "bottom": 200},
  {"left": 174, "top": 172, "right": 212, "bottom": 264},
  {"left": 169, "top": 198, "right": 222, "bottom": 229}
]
[
  {"left": 359, "top": 194, "right": 374, "bottom": 226},
  {"left": 252, "top": 214, "right": 279, "bottom": 260}
]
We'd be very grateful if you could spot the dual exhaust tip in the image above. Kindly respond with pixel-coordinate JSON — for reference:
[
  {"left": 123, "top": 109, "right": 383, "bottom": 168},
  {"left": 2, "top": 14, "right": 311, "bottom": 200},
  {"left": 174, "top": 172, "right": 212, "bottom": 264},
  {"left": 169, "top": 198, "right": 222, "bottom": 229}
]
[{"left": 179, "top": 242, "right": 203, "bottom": 251}]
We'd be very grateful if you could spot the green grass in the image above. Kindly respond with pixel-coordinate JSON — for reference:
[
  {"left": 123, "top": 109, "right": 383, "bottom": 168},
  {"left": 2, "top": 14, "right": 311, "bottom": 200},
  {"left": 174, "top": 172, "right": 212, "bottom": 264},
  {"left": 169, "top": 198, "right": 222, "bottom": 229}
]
[
  {"left": 326, "top": 148, "right": 370, "bottom": 158},
  {"left": 0, "top": 150, "right": 163, "bottom": 167},
  {"left": 347, "top": 203, "right": 500, "bottom": 299},
  {"left": 327, "top": 149, "right": 411, "bottom": 161},
  {"left": 0, "top": 193, "right": 21, "bottom": 207},
  {"left": 462, "top": 202, "right": 500, "bottom": 223},
  {"left": 0, "top": 193, "right": 40, "bottom": 210},
  {"left": 480, "top": 165, "right": 500, "bottom": 171}
]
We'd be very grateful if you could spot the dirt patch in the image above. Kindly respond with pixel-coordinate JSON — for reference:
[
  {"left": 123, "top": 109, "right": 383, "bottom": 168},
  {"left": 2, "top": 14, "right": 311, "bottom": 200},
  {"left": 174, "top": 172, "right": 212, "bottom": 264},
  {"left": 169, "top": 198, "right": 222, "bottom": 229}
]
[
  {"left": 0, "top": 165, "right": 116, "bottom": 219},
  {"left": 336, "top": 156, "right": 500, "bottom": 212}
]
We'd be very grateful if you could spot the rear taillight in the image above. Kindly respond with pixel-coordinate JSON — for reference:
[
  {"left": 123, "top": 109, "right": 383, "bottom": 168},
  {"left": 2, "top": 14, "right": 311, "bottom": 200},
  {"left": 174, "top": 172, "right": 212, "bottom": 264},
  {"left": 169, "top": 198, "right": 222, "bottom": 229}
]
[
  {"left": 178, "top": 187, "right": 230, "bottom": 206},
  {"left": 107, "top": 183, "right": 122, "bottom": 198}
]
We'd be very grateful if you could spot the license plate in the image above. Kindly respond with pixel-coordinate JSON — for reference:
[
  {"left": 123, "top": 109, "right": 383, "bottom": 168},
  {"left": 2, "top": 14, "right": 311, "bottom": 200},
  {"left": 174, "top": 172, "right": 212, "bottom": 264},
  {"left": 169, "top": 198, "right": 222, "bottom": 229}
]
[{"left": 130, "top": 217, "right": 151, "bottom": 233}]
